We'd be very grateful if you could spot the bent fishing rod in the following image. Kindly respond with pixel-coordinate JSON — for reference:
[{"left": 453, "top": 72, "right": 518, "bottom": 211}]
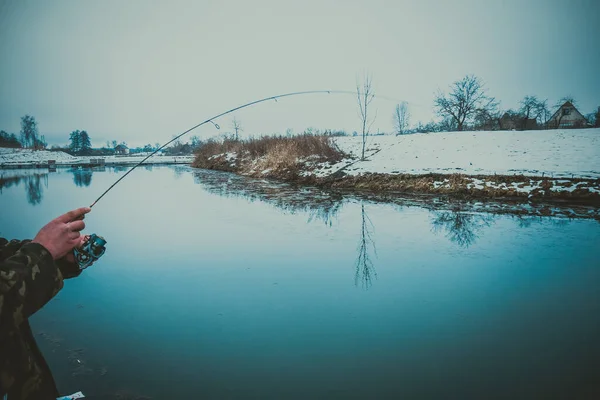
[
  {"left": 76, "top": 89, "right": 401, "bottom": 269},
  {"left": 89, "top": 89, "right": 362, "bottom": 208}
]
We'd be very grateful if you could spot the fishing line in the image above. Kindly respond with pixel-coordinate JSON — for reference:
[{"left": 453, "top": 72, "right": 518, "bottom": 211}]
[{"left": 89, "top": 89, "right": 406, "bottom": 208}]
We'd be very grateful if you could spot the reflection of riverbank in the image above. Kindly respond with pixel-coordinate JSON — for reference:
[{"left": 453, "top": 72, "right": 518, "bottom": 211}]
[
  {"left": 0, "top": 148, "right": 194, "bottom": 169},
  {"left": 192, "top": 168, "right": 599, "bottom": 288},
  {"left": 0, "top": 167, "right": 97, "bottom": 204},
  {"left": 193, "top": 169, "right": 345, "bottom": 226},
  {"left": 192, "top": 169, "right": 600, "bottom": 222},
  {"left": 0, "top": 170, "right": 48, "bottom": 205}
]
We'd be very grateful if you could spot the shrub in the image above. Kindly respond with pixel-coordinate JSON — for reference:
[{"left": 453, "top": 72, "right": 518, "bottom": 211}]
[{"left": 193, "top": 134, "right": 345, "bottom": 175}]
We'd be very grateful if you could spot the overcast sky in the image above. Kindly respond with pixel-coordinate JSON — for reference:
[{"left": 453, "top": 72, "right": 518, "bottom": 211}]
[{"left": 1, "top": 0, "right": 598, "bottom": 147}]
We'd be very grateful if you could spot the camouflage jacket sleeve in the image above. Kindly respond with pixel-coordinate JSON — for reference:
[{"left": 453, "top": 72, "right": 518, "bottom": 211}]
[{"left": 0, "top": 238, "right": 64, "bottom": 330}]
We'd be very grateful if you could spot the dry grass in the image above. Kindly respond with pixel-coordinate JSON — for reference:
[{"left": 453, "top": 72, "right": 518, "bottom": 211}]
[{"left": 192, "top": 134, "right": 345, "bottom": 177}]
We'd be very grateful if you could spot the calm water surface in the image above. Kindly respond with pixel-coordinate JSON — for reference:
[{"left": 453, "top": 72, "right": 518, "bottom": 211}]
[{"left": 1, "top": 166, "right": 599, "bottom": 399}]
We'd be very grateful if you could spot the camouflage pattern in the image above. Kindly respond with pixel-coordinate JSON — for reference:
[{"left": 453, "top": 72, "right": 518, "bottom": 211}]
[{"left": 0, "top": 237, "right": 82, "bottom": 399}]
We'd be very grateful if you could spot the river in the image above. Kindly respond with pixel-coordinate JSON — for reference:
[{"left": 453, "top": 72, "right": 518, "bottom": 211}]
[{"left": 1, "top": 165, "right": 599, "bottom": 399}]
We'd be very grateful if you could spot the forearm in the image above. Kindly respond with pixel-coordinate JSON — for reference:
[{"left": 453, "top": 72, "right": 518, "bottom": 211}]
[{"left": 0, "top": 241, "right": 64, "bottom": 327}]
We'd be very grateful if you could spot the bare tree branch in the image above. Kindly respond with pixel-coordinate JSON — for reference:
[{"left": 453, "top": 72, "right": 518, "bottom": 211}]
[
  {"left": 357, "top": 72, "right": 376, "bottom": 160},
  {"left": 231, "top": 117, "right": 243, "bottom": 140},
  {"left": 393, "top": 102, "right": 411, "bottom": 135},
  {"left": 434, "top": 75, "right": 496, "bottom": 131}
]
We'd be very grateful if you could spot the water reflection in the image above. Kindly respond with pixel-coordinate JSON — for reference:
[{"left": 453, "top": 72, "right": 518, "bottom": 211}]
[
  {"left": 0, "top": 171, "right": 48, "bottom": 205},
  {"left": 2, "top": 168, "right": 598, "bottom": 398},
  {"left": 26, "top": 174, "right": 45, "bottom": 205},
  {"left": 431, "top": 208, "right": 495, "bottom": 248},
  {"left": 72, "top": 168, "right": 93, "bottom": 187},
  {"left": 3, "top": 167, "right": 598, "bottom": 255},
  {"left": 189, "top": 169, "right": 600, "bottom": 286},
  {"left": 193, "top": 170, "right": 345, "bottom": 226},
  {"left": 355, "top": 203, "right": 377, "bottom": 288}
]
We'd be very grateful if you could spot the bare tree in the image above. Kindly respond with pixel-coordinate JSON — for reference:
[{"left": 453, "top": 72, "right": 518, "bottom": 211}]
[
  {"left": 393, "top": 102, "right": 411, "bottom": 135},
  {"left": 556, "top": 96, "right": 576, "bottom": 107},
  {"left": 434, "top": 75, "right": 497, "bottom": 131},
  {"left": 537, "top": 100, "right": 551, "bottom": 128},
  {"left": 20, "top": 115, "right": 39, "bottom": 148},
  {"left": 357, "top": 73, "right": 376, "bottom": 160},
  {"left": 519, "top": 95, "right": 549, "bottom": 129},
  {"left": 473, "top": 105, "right": 501, "bottom": 130},
  {"left": 231, "top": 117, "right": 243, "bottom": 140}
]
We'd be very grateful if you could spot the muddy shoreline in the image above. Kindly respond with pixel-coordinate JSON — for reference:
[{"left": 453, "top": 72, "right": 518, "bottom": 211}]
[{"left": 193, "top": 154, "right": 600, "bottom": 210}]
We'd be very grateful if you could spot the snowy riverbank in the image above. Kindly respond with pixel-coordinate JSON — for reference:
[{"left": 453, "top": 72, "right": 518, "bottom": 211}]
[
  {"left": 0, "top": 148, "right": 194, "bottom": 168},
  {"left": 196, "top": 128, "right": 600, "bottom": 203}
]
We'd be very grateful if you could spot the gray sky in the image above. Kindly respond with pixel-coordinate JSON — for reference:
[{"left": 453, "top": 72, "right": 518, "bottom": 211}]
[{"left": 1, "top": 0, "right": 598, "bottom": 147}]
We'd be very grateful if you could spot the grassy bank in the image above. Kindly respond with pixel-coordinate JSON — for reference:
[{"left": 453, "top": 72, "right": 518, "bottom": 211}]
[{"left": 192, "top": 134, "right": 600, "bottom": 205}]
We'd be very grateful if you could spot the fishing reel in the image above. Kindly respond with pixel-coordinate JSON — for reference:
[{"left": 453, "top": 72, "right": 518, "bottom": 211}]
[{"left": 74, "top": 234, "right": 107, "bottom": 270}]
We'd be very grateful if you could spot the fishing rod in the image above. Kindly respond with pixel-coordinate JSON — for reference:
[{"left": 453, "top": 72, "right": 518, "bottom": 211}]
[
  {"left": 75, "top": 89, "right": 399, "bottom": 268},
  {"left": 89, "top": 89, "right": 359, "bottom": 208}
]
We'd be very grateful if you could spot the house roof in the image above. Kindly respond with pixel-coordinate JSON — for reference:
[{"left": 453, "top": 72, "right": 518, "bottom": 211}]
[{"left": 549, "top": 101, "right": 586, "bottom": 121}]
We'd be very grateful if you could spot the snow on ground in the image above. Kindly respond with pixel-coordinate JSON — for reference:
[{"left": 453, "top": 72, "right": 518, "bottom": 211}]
[
  {"left": 0, "top": 148, "right": 194, "bottom": 166},
  {"left": 316, "top": 128, "right": 600, "bottom": 179},
  {"left": 0, "top": 148, "right": 77, "bottom": 163}
]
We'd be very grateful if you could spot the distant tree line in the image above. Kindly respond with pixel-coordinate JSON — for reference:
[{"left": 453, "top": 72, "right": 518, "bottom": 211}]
[
  {"left": 405, "top": 74, "right": 599, "bottom": 133},
  {"left": 3, "top": 83, "right": 598, "bottom": 153},
  {"left": 0, "top": 115, "right": 47, "bottom": 149},
  {"left": 68, "top": 130, "right": 92, "bottom": 154},
  {"left": 0, "top": 130, "right": 21, "bottom": 148}
]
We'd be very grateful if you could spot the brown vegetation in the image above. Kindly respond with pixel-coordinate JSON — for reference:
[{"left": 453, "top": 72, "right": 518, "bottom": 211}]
[{"left": 192, "top": 134, "right": 346, "bottom": 178}]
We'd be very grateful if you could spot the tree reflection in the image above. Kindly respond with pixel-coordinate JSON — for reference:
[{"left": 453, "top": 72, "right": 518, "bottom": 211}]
[
  {"left": 514, "top": 215, "right": 536, "bottom": 228},
  {"left": 173, "top": 166, "right": 185, "bottom": 179},
  {"left": 0, "top": 175, "right": 23, "bottom": 193},
  {"left": 1, "top": 172, "right": 48, "bottom": 205},
  {"left": 72, "top": 168, "right": 93, "bottom": 187},
  {"left": 431, "top": 209, "right": 495, "bottom": 247},
  {"left": 355, "top": 203, "right": 377, "bottom": 288},
  {"left": 25, "top": 174, "right": 45, "bottom": 205}
]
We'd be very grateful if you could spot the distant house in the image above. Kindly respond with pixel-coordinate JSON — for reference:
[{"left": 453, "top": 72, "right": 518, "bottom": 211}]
[
  {"left": 114, "top": 144, "right": 129, "bottom": 155},
  {"left": 548, "top": 101, "right": 587, "bottom": 129},
  {"left": 499, "top": 112, "right": 537, "bottom": 131}
]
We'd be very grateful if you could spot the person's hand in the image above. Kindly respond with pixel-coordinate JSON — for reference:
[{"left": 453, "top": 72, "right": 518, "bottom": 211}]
[{"left": 32, "top": 207, "right": 91, "bottom": 260}]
